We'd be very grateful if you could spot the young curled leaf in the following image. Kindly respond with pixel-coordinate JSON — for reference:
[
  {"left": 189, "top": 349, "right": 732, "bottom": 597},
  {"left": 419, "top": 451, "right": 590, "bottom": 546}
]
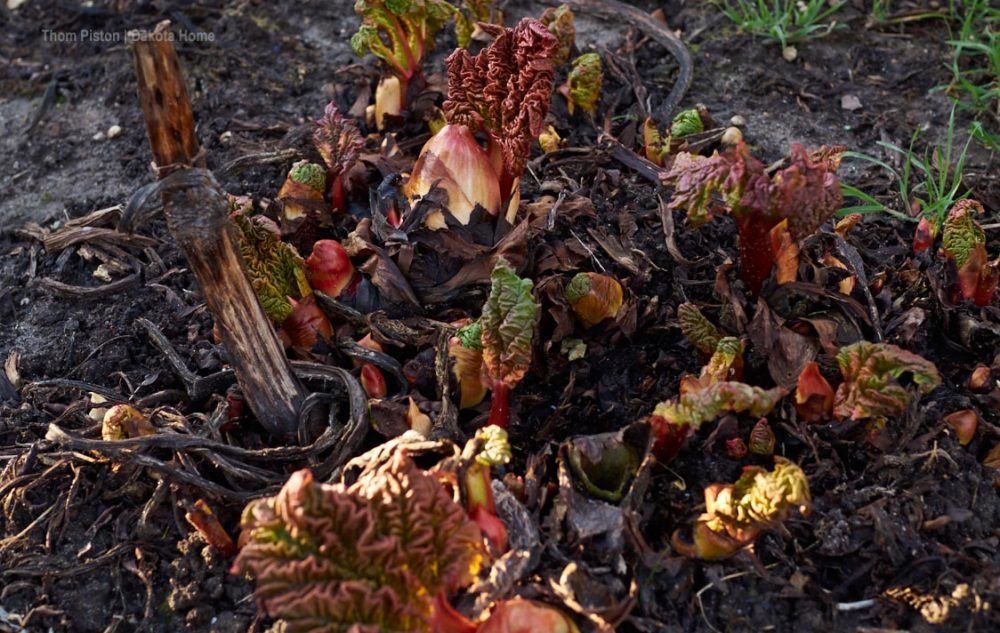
[
  {"left": 481, "top": 259, "right": 539, "bottom": 390},
  {"left": 943, "top": 409, "right": 977, "bottom": 445},
  {"left": 565, "top": 271, "right": 623, "bottom": 328},
  {"left": 538, "top": 125, "right": 562, "bottom": 153},
  {"left": 833, "top": 341, "right": 941, "bottom": 421},
  {"left": 673, "top": 458, "right": 810, "bottom": 560},
  {"left": 233, "top": 453, "right": 485, "bottom": 633},
  {"left": 539, "top": 4, "right": 576, "bottom": 66},
  {"left": 564, "top": 52, "right": 602, "bottom": 115},
  {"left": 660, "top": 150, "right": 735, "bottom": 228},
  {"left": 231, "top": 211, "right": 311, "bottom": 323},
  {"left": 677, "top": 303, "right": 722, "bottom": 356},
  {"left": 649, "top": 381, "right": 786, "bottom": 462},
  {"left": 725, "top": 437, "right": 748, "bottom": 460},
  {"left": 313, "top": 102, "right": 363, "bottom": 180},
  {"left": 942, "top": 199, "right": 987, "bottom": 268},
  {"left": 670, "top": 107, "right": 706, "bottom": 137},
  {"left": 480, "top": 259, "right": 539, "bottom": 429},
  {"left": 444, "top": 18, "right": 559, "bottom": 207}
]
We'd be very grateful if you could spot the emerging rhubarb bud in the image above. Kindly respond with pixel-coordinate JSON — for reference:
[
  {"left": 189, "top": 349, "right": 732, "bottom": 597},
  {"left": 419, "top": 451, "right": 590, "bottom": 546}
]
[
  {"left": 463, "top": 425, "right": 511, "bottom": 552},
  {"left": 968, "top": 364, "right": 992, "bottom": 392},
  {"left": 102, "top": 404, "right": 155, "bottom": 441},
  {"left": 565, "top": 272, "right": 623, "bottom": 328},
  {"left": 449, "top": 321, "right": 489, "bottom": 409},
  {"left": 943, "top": 409, "right": 977, "bottom": 445},
  {"left": 538, "top": 125, "right": 562, "bottom": 153},
  {"left": 670, "top": 107, "right": 707, "bottom": 137},
  {"left": 672, "top": 458, "right": 810, "bottom": 560},
  {"left": 539, "top": 4, "right": 576, "bottom": 66},
  {"left": 361, "top": 364, "right": 388, "bottom": 398},
  {"left": 278, "top": 161, "right": 326, "bottom": 221},
  {"left": 748, "top": 418, "right": 776, "bottom": 455},
  {"left": 726, "top": 437, "right": 748, "bottom": 460},
  {"left": 913, "top": 216, "right": 939, "bottom": 253},
  {"left": 185, "top": 499, "right": 236, "bottom": 557},
  {"left": 941, "top": 199, "right": 998, "bottom": 306},
  {"left": 279, "top": 295, "right": 333, "bottom": 349},
  {"left": 304, "top": 239, "right": 359, "bottom": 299},
  {"left": 480, "top": 259, "right": 539, "bottom": 429},
  {"left": 833, "top": 341, "right": 941, "bottom": 421},
  {"left": 562, "top": 52, "right": 603, "bottom": 116},
  {"left": 313, "top": 102, "right": 363, "bottom": 212},
  {"left": 403, "top": 124, "right": 502, "bottom": 225},
  {"left": 374, "top": 75, "right": 403, "bottom": 130},
  {"left": 795, "top": 361, "right": 834, "bottom": 423},
  {"left": 478, "top": 598, "right": 581, "bottom": 633}
]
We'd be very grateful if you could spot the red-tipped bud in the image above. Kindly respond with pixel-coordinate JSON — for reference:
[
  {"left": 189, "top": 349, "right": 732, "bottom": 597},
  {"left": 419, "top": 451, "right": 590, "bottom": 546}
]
[
  {"left": 943, "top": 409, "right": 978, "bottom": 445},
  {"left": 748, "top": 418, "right": 776, "bottom": 455},
  {"left": 725, "top": 437, "right": 748, "bottom": 460},
  {"left": 184, "top": 499, "right": 236, "bottom": 557},
  {"left": 305, "top": 240, "right": 359, "bottom": 298},
  {"left": 280, "top": 295, "right": 332, "bottom": 349},
  {"left": 403, "top": 124, "right": 502, "bottom": 225},
  {"left": 795, "top": 361, "right": 834, "bottom": 423},
  {"left": 360, "top": 364, "right": 387, "bottom": 399},
  {"left": 913, "top": 217, "right": 938, "bottom": 253},
  {"left": 649, "top": 414, "right": 691, "bottom": 463}
]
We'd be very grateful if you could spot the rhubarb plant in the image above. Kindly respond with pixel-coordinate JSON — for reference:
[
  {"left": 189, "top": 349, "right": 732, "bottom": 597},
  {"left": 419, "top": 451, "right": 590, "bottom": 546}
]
[
  {"left": 351, "top": 0, "right": 456, "bottom": 123},
  {"left": 313, "top": 103, "right": 363, "bottom": 213},
  {"left": 480, "top": 259, "right": 539, "bottom": 429},
  {"left": 649, "top": 381, "right": 786, "bottom": 462},
  {"left": 563, "top": 53, "right": 603, "bottom": 116},
  {"left": 941, "top": 199, "right": 999, "bottom": 306},
  {"left": 673, "top": 458, "right": 811, "bottom": 560},
  {"left": 677, "top": 302, "right": 722, "bottom": 356},
  {"left": 231, "top": 206, "right": 311, "bottom": 323},
  {"left": 662, "top": 142, "right": 845, "bottom": 293},
  {"left": 565, "top": 272, "right": 623, "bottom": 328},
  {"left": 833, "top": 341, "right": 941, "bottom": 421},
  {"left": 539, "top": 4, "right": 575, "bottom": 66},
  {"left": 444, "top": 17, "right": 559, "bottom": 218},
  {"left": 233, "top": 452, "right": 485, "bottom": 633}
]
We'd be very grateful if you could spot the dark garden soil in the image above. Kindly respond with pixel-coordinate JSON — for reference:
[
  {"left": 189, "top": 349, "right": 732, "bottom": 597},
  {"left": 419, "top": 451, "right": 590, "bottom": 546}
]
[{"left": 1, "top": 1, "right": 999, "bottom": 631}]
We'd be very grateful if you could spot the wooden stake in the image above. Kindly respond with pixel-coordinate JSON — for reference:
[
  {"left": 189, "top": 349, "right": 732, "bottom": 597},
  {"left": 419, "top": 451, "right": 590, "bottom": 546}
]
[{"left": 130, "top": 21, "right": 306, "bottom": 439}]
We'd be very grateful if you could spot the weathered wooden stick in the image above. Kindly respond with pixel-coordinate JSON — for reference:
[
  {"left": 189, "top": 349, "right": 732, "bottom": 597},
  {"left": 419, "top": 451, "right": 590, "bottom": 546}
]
[{"left": 130, "top": 21, "right": 306, "bottom": 439}]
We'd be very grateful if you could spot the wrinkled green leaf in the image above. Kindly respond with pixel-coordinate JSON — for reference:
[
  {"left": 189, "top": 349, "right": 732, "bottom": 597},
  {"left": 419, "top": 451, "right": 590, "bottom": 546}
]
[
  {"left": 653, "top": 381, "right": 786, "bottom": 431},
  {"left": 480, "top": 259, "right": 539, "bottom": 388},
  {"left": 833, "top": 341, "right": 941, "bottom": 420},
  {"left": 232, "top": 210, "right": 310, "bottom": 323},
  {"left": 677, "top": 303, "right": 722, "bottom": 355}
]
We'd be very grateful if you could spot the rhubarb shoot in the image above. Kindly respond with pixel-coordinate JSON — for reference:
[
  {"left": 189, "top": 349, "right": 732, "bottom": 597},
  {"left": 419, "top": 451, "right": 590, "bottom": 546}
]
[
  {"left": 833, "top": 341, "right": 941, "bottom": 421},
  {"left": 563, "top": 52, "right": 603, "bottom": 116},
  {"left": 480, "top": 259, "right": 539, "bottom": 429},
  {"left": 662, "top": 142, "right": 845, "bottom": 293},
  {"left": 565, "top": 271, "right": 623, "bottom": 328},
  {"left": 444, "top": 18, "right": 559, "bottom": 217}
]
